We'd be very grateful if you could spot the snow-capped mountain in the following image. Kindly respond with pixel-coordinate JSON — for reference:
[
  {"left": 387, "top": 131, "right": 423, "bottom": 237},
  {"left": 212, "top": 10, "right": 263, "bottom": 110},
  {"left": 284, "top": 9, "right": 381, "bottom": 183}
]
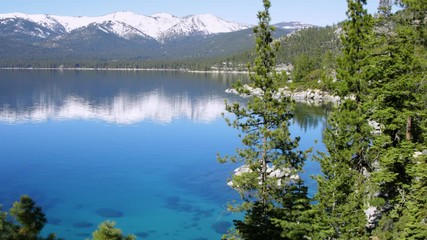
[
  {"left": 0, "top": 11, "right": 250, "bottom": 41},
  {"left": 0, "top": 17, "right": 61, "bottom": 39},
  {"left": 0, "top": 11, "right": 313, "bottom": 61},
  {"left": 161, "top": 14, "right": 251, "bottom": 39},
  {"left": 274, "top": 21, "right": 316, "bottom": 30}
]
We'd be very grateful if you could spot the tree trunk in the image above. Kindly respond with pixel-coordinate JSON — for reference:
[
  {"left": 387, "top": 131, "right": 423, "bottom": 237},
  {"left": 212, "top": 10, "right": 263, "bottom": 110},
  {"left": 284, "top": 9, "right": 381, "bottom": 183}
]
[
  {"left": 261, "top": 133, "right": 267, "bottom": 206},
  {"left": 406, "top": 116, "right": 412, "bottom": 141}
]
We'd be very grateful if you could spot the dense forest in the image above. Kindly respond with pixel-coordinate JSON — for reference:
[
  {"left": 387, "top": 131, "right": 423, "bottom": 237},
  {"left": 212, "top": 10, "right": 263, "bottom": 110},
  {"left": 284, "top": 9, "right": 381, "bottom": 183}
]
[
  {"left": 0, "top": 24, "right": 341, "bottom": 95},
  {"left": 1, "top": 0, "right": 426, "bottom": 239},
  {"left": 0, "top": 26, "right": 339, "bottom": 76},
  {"left": 218, "top": 0, "right": 427, "bottom": 239}
]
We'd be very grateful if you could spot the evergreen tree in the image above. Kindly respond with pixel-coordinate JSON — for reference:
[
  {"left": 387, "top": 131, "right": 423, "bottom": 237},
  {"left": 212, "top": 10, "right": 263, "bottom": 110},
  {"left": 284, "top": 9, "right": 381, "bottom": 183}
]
[
  {"left": 403, "top": 153, "right": 427, "bottom": 239},
  {"left": 314, "top": 0, "right": 375, "bottom": 239},
  {"left": 10, "top": 195, "right": 47, "bottom": 240},
  {"left": 0, "top": 195, "right": 61, "bottom": 240},
  {"left": 358, "top": 1, "right": 427, "bottom": 238},
  {"left": 92, "top": 221, "right": 136, "bottom": 240},
  {"left": 219, "top": 0, "right": 310, "bottom": 239},
  {"left": 0, "top": 207, "right": 16, "bottom": 239}
]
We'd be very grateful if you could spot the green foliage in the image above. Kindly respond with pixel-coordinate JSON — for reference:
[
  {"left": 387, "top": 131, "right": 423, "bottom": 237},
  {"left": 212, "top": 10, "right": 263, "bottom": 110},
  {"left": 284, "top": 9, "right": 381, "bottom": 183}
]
[
  {"left": 291, "top": 54, "right": 317, "bottom": 82},
  {"left": 10, "top": 195, "right": 47, "bottom": 239},
  {"left": 313, "top": 0, "right": 427, "bottom": 239},
  {"left": 219, "top": 0, "right": 311, "bottom": 239},
  {"left": 271, "top": 180, "right": 314, "bottom": 239},
  {"left": 335, "top": 0, "right": 373, "bottom": 98},
  {"left": 221, "top": 25, "right": 341, "bottom": 81},
  {"left": 278, "top": 26, "right": 340, "bottom": 66},
  {"left": 280, "top": 26, "right": 340, "bottom": 89},
  {"left": 233, "top": 202, "right": 283, "bottom": 240},
  {"left": 359, "top": 1, "right": 427, "bottom": 238},
  {"left": 0, "top": 196, "right": 138, "bottom": 240},
  {"left": 314, "top": 1, "right": 375, "bottom": 239},
  {"left": 0, "top": 195, "right": 61, "bottom": 240},
  {"left": 403, "top": 154, "right": 427, "bottom": 239},
  {"left": 222, "top": 1, "right": 426, "bottom": 238},
  {"left": 315, "top": 104, "right": 373, "bottom": 239},
  {"left": 92, "top": 221, "right": 136, "bottom": 240},
  {"left": 0, "top": 207, "right": 16, "bottom": 239}
]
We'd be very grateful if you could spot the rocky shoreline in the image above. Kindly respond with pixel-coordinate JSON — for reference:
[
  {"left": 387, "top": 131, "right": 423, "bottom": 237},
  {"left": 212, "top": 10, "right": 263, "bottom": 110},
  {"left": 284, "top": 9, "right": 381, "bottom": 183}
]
[{"left": 225, "top": 85, "right": 342, "bottom": 104}]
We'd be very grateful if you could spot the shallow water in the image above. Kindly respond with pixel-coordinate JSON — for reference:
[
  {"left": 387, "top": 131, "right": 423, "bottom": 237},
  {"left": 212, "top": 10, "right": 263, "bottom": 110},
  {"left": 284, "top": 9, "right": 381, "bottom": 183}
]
[{"left": 0, "top": 70, "right": 328, "bottom": 240}]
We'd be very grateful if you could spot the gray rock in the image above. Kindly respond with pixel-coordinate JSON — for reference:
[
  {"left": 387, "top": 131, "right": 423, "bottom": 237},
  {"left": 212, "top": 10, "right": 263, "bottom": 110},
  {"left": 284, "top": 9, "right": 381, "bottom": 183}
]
[{"left": 364, "top": 206, "right": 380, "bottom": 229}]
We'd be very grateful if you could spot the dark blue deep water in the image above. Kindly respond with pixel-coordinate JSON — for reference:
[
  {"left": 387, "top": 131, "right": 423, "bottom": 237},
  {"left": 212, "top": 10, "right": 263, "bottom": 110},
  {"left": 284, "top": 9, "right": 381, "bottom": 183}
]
[{"left": 0, "top": 70, "right": 328, "bottom": 240}]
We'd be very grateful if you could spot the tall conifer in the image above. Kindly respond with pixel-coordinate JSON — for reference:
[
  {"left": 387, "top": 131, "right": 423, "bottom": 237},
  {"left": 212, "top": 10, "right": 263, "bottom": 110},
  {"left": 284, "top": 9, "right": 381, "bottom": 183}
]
[
  {"left": 360, "top": 1, "right": 427, "bottom": 238},
  {"left": 315, "top": 0, "right": 374, "bottom": 239},
  {"left": 219, "top": 0, "right": 310, "bottom": 238}
]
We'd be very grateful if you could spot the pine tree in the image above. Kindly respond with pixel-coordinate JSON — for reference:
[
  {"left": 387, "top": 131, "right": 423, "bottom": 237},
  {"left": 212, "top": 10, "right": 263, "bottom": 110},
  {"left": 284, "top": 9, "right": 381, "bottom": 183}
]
[
  {"left": 395, "top": 1, "right": 427, "bottom": 238},
  {"left": 314, "top": 0, "right": 375, "bottom": 239},
  {"left": 0, "top": 207, "right": 16, "bottom": 239},
  {"left": 10, "top": 195, "right": 47, "bottom": 240},
  {"left": 357, "top": 1, "right": 427, "bottom": 238},
  {"left": 0, "top": 195, "right": 61, "bottom": 240},
  {"left": 92, "top": 221, "right": 135, "bottom": 240},
  {"left": 218, "top": 0, "right": 310, "bottom": 239}
]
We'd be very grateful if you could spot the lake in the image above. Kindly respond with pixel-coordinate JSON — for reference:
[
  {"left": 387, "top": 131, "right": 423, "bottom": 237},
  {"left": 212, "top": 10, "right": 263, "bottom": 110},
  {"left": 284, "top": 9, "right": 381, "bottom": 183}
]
[{"left": 0, "top": 70, "right": 328, "bottom": 240}]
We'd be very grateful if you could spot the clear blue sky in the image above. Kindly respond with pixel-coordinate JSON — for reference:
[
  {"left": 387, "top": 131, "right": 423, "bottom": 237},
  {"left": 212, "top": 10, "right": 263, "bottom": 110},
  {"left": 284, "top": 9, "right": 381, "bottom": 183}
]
[{"left": 0, "top": 0, "right": 380, "bottom": 26}]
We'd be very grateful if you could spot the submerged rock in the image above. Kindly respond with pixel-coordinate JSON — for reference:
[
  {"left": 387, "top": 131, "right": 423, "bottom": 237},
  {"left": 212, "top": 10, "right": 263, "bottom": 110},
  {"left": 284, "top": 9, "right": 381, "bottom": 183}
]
[
  {"left": 73, "top": 221, "right": 93, "bottom": 228},
  {"left": 76, "top": 232, "right": 91, "bottom": 237},
  {"left": 211, "top": 221, "right": 231, "bottom": 234},
  {"left": 95, "top": 208, "right": 123, "bottom": 218},
  {"left": 47, "top": 218, "right": 61, "bottom": 225},
  {"left": 135, "top": 232, "right": 149, "bottom": 238}
]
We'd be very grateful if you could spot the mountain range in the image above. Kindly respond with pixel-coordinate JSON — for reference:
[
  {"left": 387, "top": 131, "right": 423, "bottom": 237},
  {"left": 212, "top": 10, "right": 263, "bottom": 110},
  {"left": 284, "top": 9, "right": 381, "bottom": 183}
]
[{"left": 0, "top": 12, "right": 316, "bottom": 63}]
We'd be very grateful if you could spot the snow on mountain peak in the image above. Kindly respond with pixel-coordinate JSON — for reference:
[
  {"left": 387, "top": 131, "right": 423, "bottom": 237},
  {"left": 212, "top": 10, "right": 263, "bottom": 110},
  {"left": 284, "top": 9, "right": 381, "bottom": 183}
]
[
  {"left": 274, "top": 21, "right": 316, "bottom": 30},
  {"left": 162, "top": 13, "right": 250, "bottom": 39},
  {"left": 151, "top": 12, "right": 177, "bottom": 19},
  {"left": 0, "top": 11, "right": 251, "bottom": 41},
  {"left": 97, "top": 21, "right": 150, "bottom": 40}
]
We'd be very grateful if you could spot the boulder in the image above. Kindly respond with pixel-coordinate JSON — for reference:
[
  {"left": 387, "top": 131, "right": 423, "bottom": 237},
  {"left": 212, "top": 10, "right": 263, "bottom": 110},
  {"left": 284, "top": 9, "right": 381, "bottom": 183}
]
[
  {"left": 225, "top": 88, "right": 238, "bottom": 94},
  {"left": 290, "top": 174, "right": 300, "bottom": 180},
  {"left": 368, "top": 120, "right": 382, "bottom": 135},
  {"left": 233, "top": 165, "right": 252, "bottom": 176},
  {"left": 228, "top": 165, "right": 294, "bottom": 189},
  {"left": 268, "top": 168, "right": 289, "bottom": 178},
  {"left": 414, "top": 151, "right": 423, "bottom": 158},
  {"left": 365, "top": 206, "right": 380, "bottom": 229}
]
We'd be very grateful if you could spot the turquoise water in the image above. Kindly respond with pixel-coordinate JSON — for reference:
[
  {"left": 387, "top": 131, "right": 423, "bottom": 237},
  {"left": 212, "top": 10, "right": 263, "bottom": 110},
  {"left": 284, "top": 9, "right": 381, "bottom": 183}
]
[{"left": 0, "top": 70, "right": 328, "bottom": 240}]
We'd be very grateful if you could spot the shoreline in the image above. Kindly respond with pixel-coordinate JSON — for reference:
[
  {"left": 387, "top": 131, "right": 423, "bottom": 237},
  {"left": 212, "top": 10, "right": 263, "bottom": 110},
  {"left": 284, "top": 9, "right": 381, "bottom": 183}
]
[
  {"left": 2, "top": 67, "right": 338, "bottom": 104},
  {"left": 0, "top": 67, "right": 248, "bottom": 74},
  {"left": 226, "top": 85, "right": 341, "bottom": 104}
]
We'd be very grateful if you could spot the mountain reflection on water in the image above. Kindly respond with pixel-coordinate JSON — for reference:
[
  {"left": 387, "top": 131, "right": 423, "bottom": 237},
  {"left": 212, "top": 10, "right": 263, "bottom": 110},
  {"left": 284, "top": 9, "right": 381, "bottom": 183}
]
[
  {"left": 0, "top": 69, "right": 329, "bottom": 239},
  {"left": 0, "top": 70, "right": 245, "bottom": 124},
  {"left": 0, "top": 69, "right": 329, "bottom": 131}
]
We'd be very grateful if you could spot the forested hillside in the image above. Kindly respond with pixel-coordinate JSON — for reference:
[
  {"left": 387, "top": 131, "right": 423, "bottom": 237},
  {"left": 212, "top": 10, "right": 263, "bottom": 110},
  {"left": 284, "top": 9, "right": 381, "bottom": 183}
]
[
  {"left": 216, "top": 25, "right": 341, "bottom": 90},
  {"left": 0, "top": 23, "right": 292, "bottom": 69}
]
